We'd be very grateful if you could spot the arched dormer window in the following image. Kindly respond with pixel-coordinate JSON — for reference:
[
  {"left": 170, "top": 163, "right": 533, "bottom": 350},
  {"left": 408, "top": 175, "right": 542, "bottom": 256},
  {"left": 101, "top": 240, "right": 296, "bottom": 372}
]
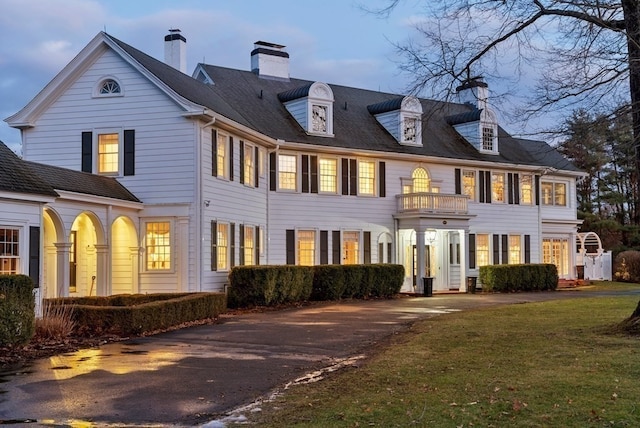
[
  {"left": 368, "top": 95, "right": 422, "bottom": 146},
  {"left": 412, "top": 167, "right": 430, "bottom": 192},
  {"left": 278, "top": 82, "right": 334, "bottom": 137},
  {"left": 94, "top": 77, "right": 123, "bottom": 97}
]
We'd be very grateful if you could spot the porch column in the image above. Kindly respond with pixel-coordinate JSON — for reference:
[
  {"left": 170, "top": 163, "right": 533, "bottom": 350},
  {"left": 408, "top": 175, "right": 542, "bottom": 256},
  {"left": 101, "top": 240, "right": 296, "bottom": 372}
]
[
  {"left": 54, "top": 242, "right": 71, "bottom": 297},
  {"left": 95, "top": 244, "right": 109, "bottom": 296},
  {"left": 460, "top": 230, "right": 468, "bottom": 292},
  {"left": 416, "top": 227, "right": 426, "bottom": 293}
]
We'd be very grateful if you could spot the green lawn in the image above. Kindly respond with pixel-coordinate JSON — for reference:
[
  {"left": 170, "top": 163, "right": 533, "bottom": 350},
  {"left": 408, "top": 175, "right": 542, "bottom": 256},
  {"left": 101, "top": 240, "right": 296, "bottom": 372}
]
[{"left": 244, "top": 286, "right": 640, "bottom": 427}]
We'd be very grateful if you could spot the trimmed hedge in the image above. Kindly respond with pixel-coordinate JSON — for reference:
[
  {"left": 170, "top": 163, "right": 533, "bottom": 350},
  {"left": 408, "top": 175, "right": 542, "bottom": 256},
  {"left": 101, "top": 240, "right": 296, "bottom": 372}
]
[
  {"left": 46, "top": 293, "right": 226, "bottom": 337},
  {"left": 479, "top": 264, "right": 558, "bottom": 292},
  {"left": 0, "top": 274, "right": 36, "bottom": 346},
  {"left": 229, "top": 264, "right": 405, "bottom": 308}
]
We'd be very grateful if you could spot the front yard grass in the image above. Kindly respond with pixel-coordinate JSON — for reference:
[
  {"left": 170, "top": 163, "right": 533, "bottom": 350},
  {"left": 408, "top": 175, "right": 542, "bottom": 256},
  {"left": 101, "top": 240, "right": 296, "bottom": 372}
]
[{"left": 247, "top": 290, "right": 640, "bottom": 427}]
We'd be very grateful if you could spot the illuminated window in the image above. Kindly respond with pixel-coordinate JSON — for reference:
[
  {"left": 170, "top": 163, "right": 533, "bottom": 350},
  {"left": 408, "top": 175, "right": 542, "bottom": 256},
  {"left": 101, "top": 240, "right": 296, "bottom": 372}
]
[
  {"left": 146, "top": 222, "right": 171, "bottom": 270},
  {"left": 99, "top": 79, "right": 120, "bottom": 94},
  {"left": 491, "top": 172, "right": 505, "bottom": 203},
  {"left": 0, "top": 228, "right": 19, "bottom": 274},
  {"left": 541, "top": 181, "right": 567, "bottom": 206},
  {"left": 217, "top": 133, "right": 229, "bottom": 179},
  {"left": 463, "top": 170, "right": 475, "bottom": 201},
  {"left": 520, "top": 174, "right": 533, "bottom": 205},
  {"left": 358, "top": 160, "right": 376, "bottom": 196},
  {"left": 509, "top": 235, "right": 521, "bottom": 264},
  {"left": 412, "top": 168, "right": 430, "bottom": 192},
  {"left": 319, "top": 158, "right": 337, "bottom": 193},
  {"left": 244, "top": 226, "right": 255, "bottom": 265},
  {"left": 482, "top": 127, "right": 494, "bottom": 151},
  {"left": 476, "top": 234, "right": 490, "bottom": 267},
  {"left": 297, "top": 230, "right": 316, "bottom": 266},
  {"left": 342, "top": 231, "right": 360, "bottom": 264},
  {"left": 543, "top": 238, "right": 569, "bottom": 276},
  {"left": 278, "top": 154, "right": 297, "bottom": 190},
  {"left": 244, "top": 143, "right": 255, "bottom": 187},
  {"left": 217, "top": 223, "right": 229, "bottom": 270},
  {"left": 98, "top": 133, "right": 119, "bottom": 174}
]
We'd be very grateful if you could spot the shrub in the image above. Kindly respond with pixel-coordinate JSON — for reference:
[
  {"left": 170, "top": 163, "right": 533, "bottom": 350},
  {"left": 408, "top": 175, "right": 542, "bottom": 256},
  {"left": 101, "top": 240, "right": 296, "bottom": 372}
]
[
  {"left": 614, "top": 250, "right": 640, "bottom": 283},
  {"left": 228, "top": 266, "right": 314, "bottom": 308},
  {"left": 0, "top": 274, "right": 36, "bottom": 346},
  {"left": 36, "top": 300, "right": 76, "bottom": 340},
  {"left": 479, "top": 264, "right": 558, "bottom": 292},
  {"left": 311, "top": 265, "right": 345, "bottom": 301}
]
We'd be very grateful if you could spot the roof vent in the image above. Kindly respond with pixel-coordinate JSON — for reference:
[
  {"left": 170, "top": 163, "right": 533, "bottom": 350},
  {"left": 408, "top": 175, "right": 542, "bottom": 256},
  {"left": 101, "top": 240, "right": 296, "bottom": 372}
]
[{"left": 251, "top": 41, "right": 290, "bottom": 81}]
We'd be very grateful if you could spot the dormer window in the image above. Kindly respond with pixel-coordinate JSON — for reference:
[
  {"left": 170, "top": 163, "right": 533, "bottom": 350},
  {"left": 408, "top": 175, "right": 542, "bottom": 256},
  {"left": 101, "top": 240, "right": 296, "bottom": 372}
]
[
  {"left": 403, "top": 117, "right": 418, "bottom": 143},
  {"left": 482, "top": 127, "right": 494, "bottom": 151},
  {"left": 94, "top": 77, "right": 123, "bottom": 97},
  {"left": 368, "top": 96, "right": 423, "bottom": 146},
  {"left": 278, "top": 82, "right": 334, "bottom": 137}
]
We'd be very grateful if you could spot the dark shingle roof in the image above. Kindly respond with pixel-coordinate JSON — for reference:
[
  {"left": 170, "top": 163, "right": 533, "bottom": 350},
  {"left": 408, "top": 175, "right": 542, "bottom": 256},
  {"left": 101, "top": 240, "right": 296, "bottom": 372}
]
[
  {"left": 0, "top": 141, "right": 58, "bottom": 197},
  {"left": 108, "top": 33, "right": 579, "bottom": 173},
  {"left": 367, "top": 97, "right": 404, "bottom": 115},
  {"left": 446, "top": 108, "right": 482, "bottom": 125}
]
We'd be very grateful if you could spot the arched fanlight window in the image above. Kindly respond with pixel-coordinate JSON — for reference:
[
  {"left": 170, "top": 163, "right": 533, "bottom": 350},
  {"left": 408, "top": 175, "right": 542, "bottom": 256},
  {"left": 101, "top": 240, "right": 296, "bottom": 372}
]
[
  {"left": 99, "top": 79, "right": 121, "bottom": 95},
  {"left": 412, "top": 167, "right": 430, "bottom": 192}
]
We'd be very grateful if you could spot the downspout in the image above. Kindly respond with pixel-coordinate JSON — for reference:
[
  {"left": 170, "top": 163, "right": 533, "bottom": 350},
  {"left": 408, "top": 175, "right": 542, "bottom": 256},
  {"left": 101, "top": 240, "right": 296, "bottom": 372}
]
[{"left": 198, "top": 116, "right": 216, "bottom": 291}]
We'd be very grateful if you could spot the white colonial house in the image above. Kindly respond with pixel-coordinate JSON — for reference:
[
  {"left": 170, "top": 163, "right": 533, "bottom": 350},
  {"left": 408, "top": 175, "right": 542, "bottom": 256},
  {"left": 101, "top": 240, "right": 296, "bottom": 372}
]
[{"left": 2, "top": 31, "right": 583, "bottom": 306}]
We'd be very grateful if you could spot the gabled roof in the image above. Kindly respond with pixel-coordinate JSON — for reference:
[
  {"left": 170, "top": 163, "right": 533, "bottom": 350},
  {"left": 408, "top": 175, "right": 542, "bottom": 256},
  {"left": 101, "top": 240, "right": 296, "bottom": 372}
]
[{"left": 0, "top": 141, "right": 140, "bottom": 203}]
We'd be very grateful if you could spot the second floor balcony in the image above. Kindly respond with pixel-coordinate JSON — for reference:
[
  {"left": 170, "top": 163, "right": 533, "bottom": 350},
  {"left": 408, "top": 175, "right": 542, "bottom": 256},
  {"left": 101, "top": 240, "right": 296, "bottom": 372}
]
[{"left": 396, "top": 192, "right": 469, "bottom": 215}]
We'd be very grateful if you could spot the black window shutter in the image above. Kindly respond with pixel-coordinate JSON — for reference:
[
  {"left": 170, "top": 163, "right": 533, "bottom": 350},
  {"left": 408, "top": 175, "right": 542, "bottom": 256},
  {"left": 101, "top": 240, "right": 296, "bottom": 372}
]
[
  {"left": 514, "top": 174, "right": 520, "bottom": 204},
  {"left": 341, "top": 158, "right": 349, "bottom": 195},
  {"left": 378, "top": 243, "right": 384, "bottom": 263},
  {"left": 269, "top": 152, "right": 276, "bottom": 191},
  {"left": 535, "top": 175, "right": 540, "bottom": 205},
  {"left": 211, "top": 221, "right": 217, "bottom": 271},
  {"left": 349, "top": 159, "right": 357, "bottom": 195},
  {"left": 212, "top": 130, "right": 218, "bottom": 177},
  {"left": 468, "top": 234, "right": 476, "bottom": 269},
  {"left": 524, "top": 235, "right": 531, "bottom": 263},
  {"left": 29, "top": 226, "right": 40, "bottom": 287},
  {"left": 310, "top": 155, "right": 318, "bottom": 193},
  {"left": 320, "top": 230, "right": 328, "bottom": 264},
  {"left": 479, "top": 171, "right": 486, "bottom": 203},
  {"left": 239, "top": 141, "right": 245, "bottom": 184},
  {"left": 332, "top": 230, "right": 341, "bottom": 264},
  {"left": 379, "top": 161, "right": 386, "bottom": 197},
  {"left": 301, "top": 155, "right": 310, "bottom": 193},
  {"left": 492, "top": 234, "right": 500, "bottom": 264},
  {"left": 485, "top": 171, "right": 492, "bottom": 203},
  {"left": 229, "top": 137, "right": 234, "bottom": 181},
  {"left": 230, "top": 223, "right": 236, "bottom": 268},
  {"left": 507, "top": 173, "right": 514, "bottom": 204},
  {"left": 254, "top": 146, "right": 260, "bottom": 187},
  {"left": 286, "top": 229, "right": 295, "bottom": 265},
  {"left": 364, "top": 231, "right": 371, "bottom": 264},
  {"left": 81, "top": 131, "right": 92, "bottom": 173},
  {"left": 387, "top": 242, "right": 392, "bottom": 263},
  {"left": 124, "top": 129, "right": 135, "bottom": 176},
  {"left": 501, "top": 234, "right": 508, "bottom": 264},
  {"left": 255, "top": 226, "right": 260, "bottom": 265},
  {"left": 239, "top": 225, "right": 245, "bottom": 265},
  {"left": 455, "top": 168, "right": 461, "bottom": 194}
]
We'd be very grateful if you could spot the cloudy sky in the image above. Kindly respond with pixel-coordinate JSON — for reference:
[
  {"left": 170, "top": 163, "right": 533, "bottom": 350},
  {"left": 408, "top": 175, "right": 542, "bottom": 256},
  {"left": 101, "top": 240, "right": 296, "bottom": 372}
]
[{"left": 0, "top": 0, "right": 548, "bottom": 154}]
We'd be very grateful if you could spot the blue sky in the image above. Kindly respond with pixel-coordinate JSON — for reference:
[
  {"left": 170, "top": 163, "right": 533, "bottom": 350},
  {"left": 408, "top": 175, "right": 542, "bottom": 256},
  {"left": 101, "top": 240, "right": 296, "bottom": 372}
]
[{"left": 0, "top": 0, "right": 544, "bottom": 154}]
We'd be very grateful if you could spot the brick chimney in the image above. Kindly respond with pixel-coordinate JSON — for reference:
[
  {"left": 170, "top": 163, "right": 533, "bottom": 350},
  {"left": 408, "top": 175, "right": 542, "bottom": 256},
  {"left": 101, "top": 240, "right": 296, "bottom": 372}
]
[
  {"left": 251, "top": 41, "right": 289, "bottom": 81},
  {"left": 164, "top": 29, "right": 187, "bottom": 73}
]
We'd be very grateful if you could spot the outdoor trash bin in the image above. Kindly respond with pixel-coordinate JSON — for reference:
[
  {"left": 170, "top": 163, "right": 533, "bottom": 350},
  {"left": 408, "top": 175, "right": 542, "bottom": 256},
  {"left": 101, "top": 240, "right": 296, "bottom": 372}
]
[
  {"left": 467, "top": 276, "right": 477, "bottom": 294},
  {"left": 423, "top": 277, "right": 433, "bottom": 297}
]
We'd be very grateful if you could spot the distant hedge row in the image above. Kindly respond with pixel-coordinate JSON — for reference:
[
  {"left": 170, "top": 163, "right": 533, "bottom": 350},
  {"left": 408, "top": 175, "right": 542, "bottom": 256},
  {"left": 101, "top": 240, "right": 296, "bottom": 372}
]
[
  {"left": 479, "top": 264, "right": 558, "bottom": 292},
  {"left": 227, "top": 264, "right": 405, "bottom": 308}
]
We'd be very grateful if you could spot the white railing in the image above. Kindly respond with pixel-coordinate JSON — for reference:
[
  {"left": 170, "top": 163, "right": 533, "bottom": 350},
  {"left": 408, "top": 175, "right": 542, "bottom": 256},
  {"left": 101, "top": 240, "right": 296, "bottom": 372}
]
[{"left": 396, "top": 192, "right": 468, "bottom": 214}]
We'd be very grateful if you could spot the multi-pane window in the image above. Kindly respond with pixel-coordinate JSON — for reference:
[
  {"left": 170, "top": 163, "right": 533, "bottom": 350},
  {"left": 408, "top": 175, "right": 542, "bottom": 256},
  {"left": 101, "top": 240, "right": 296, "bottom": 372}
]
[
  {"left": 319, "top": 158, "right": 337, "bottom": 193},
  {"left": 146, "top": 222, "right": 171, "bottom": 270},
  {"left": 476, "top": 234, "right": 490, "bottom": 267},
  {"left": 541, "top": 182, "right": 567, "bottom": 206},
  {"left": 297, "top": 230, "right": 316, "bottom": 266},
  {"left": 0, "top": 228, "right": 19, "bottom": 274},
  {"left": 482, "top": 127, "right": 494, "bottom": 151},
  {"left": 403, "top": 117, "right": 417, "bottom": 143},
  {"left": 244, "top": 226, "right": 255, "bottom": 265},
  {"left": 99, "top": 79, "right": 120, "bottom": 94},
  {"left": 216, "top": 223, "right": 229, "bottom": 271},
  {"left": 342, "top": 231, "right": 360, "bottom": 264},
  {"left": 312, "top": 105, "right": 327, "bottom": 133},
  {"left": 244, "top": 144, "right": 255, "bottom": 187},
  {"left": 412, "top": 168, "right": 430, "bottom": 192},
  {"left": 358, "top": 160, "right": 376, "bottom": 196},
  {"left": 509, "top": 235, "right": 521, "bottom": 264},
  {"left": 463, "top": 170, "right": 476, "bottom": 201},
  {"left": 520, "top": 174, "right": 533, "bottom": 205},
  {"left": 278, "top": 154, "right": 297, "bottom": 190},
  {"left": 98, "top": 133, "right": 119, "bottom": 174},
  {"left": 543, "top": 238, "right": 569, "bottom": 276},
  {"left": 491, "top": 172, "right": 505, "bottom": 203},
  {"left": 217, "top": 133, "right": 229, "bottom": 179}
]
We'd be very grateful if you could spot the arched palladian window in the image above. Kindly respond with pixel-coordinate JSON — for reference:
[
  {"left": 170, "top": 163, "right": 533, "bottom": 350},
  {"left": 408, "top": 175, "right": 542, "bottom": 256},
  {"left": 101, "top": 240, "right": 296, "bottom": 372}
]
[{"left": 412, "top": 167, "right": 430, "bottom": 193}]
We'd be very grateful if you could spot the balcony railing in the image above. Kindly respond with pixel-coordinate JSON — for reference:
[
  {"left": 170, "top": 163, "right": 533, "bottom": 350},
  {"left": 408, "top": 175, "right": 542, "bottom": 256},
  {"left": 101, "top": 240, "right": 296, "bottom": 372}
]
[{"left": 396, "top": 192, "right": 469, "bottom": 215}]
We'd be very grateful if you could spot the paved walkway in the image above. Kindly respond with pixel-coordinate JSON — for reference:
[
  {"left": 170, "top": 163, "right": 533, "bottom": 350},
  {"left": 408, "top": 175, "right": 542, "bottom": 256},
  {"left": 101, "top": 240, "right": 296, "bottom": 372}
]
[{"left": 0, "top": 290, "right": 634, "bottom": 427}]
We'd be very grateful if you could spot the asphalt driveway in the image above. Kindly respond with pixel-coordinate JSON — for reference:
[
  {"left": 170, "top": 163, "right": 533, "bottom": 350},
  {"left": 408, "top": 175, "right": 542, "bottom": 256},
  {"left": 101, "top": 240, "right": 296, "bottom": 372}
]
[{"left": 0, "top": 290, "right": 633, "bottom": 427}]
